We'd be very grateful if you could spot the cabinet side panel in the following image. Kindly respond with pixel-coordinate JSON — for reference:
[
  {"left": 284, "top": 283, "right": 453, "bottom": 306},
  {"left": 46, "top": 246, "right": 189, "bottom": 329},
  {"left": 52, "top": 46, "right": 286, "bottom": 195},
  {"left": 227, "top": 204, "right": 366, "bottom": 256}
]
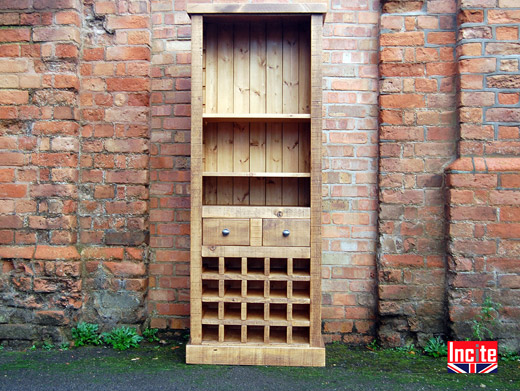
[
  {"left": 190, "top": 15, "right": 204, "bottom": 345},
  {"left": 309, "top": 14, "right": 323, "bottom": 348}
]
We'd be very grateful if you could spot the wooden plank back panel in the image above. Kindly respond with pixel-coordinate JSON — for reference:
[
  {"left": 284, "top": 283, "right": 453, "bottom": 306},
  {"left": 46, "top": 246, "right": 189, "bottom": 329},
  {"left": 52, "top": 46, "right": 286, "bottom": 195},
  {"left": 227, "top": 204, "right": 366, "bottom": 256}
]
[
  {"left": 282, "top": 21, "right": 300, "bottom": 206},
  {"left": 217, "top": 24, "right": 233, "bottom": 113},
  {"left": 233, "top": 122, "right": 250, "bottom": 205},
  {"left": 298, "top": 21, "right": 310, "bottom": 114},
  {"left": 282, "top": 21, "right": 299, "bottom": 115},
  {"left": 217, "top": 123, "right": 233, "bottom": 205},
  {"left": 205, "top": 23, "right": 218, "bottom": 114},
  {"left": 298, "top": 123, "right": 311, "bottom": 206},
  {"left": 203, "top": 123, "right": 218, "bottom": 204},
  {"left": 266, "top": 19, "right": 283, "bottom": 114},
  {"left": 282, "top": 123, "right": 299, "bottom": 205},
  {"left": 249, "top": 23, "right": 267, "bottom": 204},
  {"left": 233, "top": 23, "right": 250, "bottom": 113},
  {"left": 265, "top": 123, "right": 282, "bottom": 205},
  {"left": 233, "top": 23, "right": 250, "bottom": 206},
  {"left": 204, "top": 20, "right": 309, "bottom": 116},
  {"left": 250, "top": 22, "right": 266, "bottom": 113},
  {"left": 249, "top": 124, "right": 266, "bottom": 205}
]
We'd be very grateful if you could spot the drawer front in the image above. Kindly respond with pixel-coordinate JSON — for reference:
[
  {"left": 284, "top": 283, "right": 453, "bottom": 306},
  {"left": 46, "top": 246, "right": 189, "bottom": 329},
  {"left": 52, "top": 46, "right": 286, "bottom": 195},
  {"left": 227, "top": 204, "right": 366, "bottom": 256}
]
[
  {"left": 203, "top": 219, "right": 250, "bottom": 246},
  {"left": 262, "top": 219, "right": 310, "bottom": 247}
]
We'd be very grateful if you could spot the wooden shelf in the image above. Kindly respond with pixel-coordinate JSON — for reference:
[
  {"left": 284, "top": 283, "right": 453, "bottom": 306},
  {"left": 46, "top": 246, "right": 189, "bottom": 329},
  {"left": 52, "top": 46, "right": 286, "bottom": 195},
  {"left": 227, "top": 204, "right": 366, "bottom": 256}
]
[
  {"left": 203, "top": 113, "right": 310, "bottom": 122},
  {"left": 203, "top": 172, "right": 310, "bottom": 178}
]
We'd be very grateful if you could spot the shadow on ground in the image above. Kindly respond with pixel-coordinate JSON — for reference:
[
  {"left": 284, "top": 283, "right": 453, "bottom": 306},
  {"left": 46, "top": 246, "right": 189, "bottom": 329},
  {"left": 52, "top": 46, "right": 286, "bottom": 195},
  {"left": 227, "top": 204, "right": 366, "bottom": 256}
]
[{"left": 0, "top": 343, "right": 519, "bottom": 391}]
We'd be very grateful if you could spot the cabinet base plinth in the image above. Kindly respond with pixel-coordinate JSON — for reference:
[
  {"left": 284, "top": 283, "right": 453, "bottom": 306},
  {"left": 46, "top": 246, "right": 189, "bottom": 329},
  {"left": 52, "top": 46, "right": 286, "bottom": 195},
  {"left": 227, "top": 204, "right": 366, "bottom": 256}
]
[{"left": 186, "top": 342, "right": 325, "bottom": 367}]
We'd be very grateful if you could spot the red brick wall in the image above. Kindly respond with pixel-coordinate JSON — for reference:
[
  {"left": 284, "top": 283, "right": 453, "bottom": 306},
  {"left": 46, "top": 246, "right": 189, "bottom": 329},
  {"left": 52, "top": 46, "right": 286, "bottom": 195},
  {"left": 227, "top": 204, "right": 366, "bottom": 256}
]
[
  {"left": 0, "top": 0, "right": 83, "bottom": 342},
  {"left": 78, "top": 0, "right": 151, "bottom": 325},
  {"left": 146, "top": 0, "right": 382, "bottom": 344},
  {"left": 320, "top": 0, "right": 380, "bottom": 344},
  {"left": 378, "top": 0, "right": 458, "bottom": 346},
  {"left": 446, "top": 0, "right": 520, "bottom": 347},
  {"left": 147, "top": 0, "right": 192, "bottom": 331},
  {"left": 0, "top": 0, "right": 519, "bottom": 348}
]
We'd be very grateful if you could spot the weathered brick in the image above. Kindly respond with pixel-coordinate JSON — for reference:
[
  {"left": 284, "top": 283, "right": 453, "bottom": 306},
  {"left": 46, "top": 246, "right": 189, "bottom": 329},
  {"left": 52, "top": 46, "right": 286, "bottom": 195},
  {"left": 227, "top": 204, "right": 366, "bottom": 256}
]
[
  {"left": 34, "top": 245, "right": 80, "bottom": 260},
  {"left": 450, "top": 206, "right": 497, "bottom": 221},
  {"left": 106, "top": 46, "right": 150, "bottom": 61},
  {"left": 0, "top": 90, "right": 28, "bottom": 105},
  {"left": 2, "top": 28, "right": 30, "bottom": 42},
  {"left": 106, "top": 15, "right": 149, "bottom": 30},
  {"left": 459, "top": 58, "right": 496, "bottom": 74},
  {"left": 0, "top": 184, "right": 26, "bottom": 198},
  {"left": 380, "top": 32, "right": 424, "bottom": 46},
  {"left": 33, "top": 27, "right": 80, "bottom": 43}
]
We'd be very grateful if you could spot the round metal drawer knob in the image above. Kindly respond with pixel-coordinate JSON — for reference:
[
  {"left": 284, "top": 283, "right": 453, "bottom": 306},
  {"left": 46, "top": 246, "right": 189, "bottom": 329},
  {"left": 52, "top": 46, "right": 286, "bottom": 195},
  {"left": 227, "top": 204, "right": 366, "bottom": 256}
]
[
  {"left": 222, "top": 228, "right": 230, "bottom": 236},
  {"left": 282, "top": 229, "right": 290, "bottom": 237}
]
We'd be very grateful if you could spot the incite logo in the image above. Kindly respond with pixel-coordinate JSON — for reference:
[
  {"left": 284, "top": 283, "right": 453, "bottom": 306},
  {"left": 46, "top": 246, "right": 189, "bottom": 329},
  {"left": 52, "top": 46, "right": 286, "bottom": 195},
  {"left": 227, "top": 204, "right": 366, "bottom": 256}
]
[{"left": 447, "top": 341, "right": 498, "bottom": 374}]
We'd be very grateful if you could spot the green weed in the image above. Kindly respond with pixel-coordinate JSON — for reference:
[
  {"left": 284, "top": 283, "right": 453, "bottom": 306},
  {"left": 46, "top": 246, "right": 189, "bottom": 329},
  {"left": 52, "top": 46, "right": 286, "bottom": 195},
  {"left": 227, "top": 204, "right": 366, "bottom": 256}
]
[
  {"left": 424, "top": 336, "right": 447, "bottom": 358},
  {"left": 42, "top": 341, "right": 54, "bottom": 351},
  {"left": 366, "top": 339, "right": 379, "bottom": 351},
  {"left": 72, "top": 322, "right": 102, "bottom": 347},
  {"left": 472, "top": 297, "right": 501, "bottom": 341},
  {"left": 142, "top": 328, "right": 160, "bottom": 343},
  {"left": 102, "top": 326, "right": 143, "bottom": 351},
  {"left": 394, "top": 343, "right": 417, "bottom": 355},
  {"left": 500, "top": 347, "right": 520, "bottom": 362}
]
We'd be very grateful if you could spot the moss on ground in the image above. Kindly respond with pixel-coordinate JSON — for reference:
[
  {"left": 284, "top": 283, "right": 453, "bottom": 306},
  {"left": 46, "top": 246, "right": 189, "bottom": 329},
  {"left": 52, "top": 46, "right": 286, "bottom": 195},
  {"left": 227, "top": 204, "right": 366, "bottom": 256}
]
[{"left": 0, "top": 342, "right": 519, "bottom": 391}]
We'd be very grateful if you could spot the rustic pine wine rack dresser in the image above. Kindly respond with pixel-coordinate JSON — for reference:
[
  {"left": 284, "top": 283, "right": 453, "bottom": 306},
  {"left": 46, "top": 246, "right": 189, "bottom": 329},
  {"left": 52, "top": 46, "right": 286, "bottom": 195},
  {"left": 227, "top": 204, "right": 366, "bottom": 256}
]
[{"left": 186, "top": 3, "right": 326, "bottom": 366}]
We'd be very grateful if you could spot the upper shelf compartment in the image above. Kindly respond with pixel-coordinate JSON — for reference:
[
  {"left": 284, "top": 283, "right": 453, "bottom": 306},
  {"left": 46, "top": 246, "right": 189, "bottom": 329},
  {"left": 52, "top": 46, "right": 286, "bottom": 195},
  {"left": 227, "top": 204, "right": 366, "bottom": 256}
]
[{"left": 202, "top": 17, "right": 311, "bottom": 116}]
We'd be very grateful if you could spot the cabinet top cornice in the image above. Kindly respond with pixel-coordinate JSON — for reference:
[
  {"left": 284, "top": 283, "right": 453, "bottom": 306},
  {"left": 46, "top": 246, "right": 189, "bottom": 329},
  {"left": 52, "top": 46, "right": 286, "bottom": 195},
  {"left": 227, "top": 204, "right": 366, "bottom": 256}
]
[{"left": 187, "top": 3, "right": 327, "bottom": 16}]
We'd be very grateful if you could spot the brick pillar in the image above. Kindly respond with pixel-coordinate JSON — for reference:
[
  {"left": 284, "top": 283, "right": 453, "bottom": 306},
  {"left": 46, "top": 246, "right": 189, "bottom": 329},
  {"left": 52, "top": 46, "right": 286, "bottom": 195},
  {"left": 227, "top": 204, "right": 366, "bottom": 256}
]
[
  {"left": 79, "top": 0, "right": 151, "bottom": 326},
  {"left": 321, "top": 0, "right": 380, "bottom": 345},
  {"left": 0, "top": 0, "right": 82, "bottom": 343},
  {"left": 446, "top": 1, "right": 520, "bottom": 348},
  {"left": 377, "top": 0, "right": 458, "bottom": 346},
  {"left": 147, "top": 0, "right": 191, "bottom": 330}
]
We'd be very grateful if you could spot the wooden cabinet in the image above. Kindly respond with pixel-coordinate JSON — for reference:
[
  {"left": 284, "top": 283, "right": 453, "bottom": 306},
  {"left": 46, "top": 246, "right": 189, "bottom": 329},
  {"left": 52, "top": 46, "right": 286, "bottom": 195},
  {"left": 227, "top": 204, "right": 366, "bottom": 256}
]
[{"left": 187, "top": 3, "right": 326, "bottom": 367}]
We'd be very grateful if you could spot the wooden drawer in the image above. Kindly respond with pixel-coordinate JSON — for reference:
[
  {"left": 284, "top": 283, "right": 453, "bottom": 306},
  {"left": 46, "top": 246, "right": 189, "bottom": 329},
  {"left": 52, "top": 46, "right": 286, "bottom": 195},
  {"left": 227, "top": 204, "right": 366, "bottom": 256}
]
[
  {"left": 203, "top": 219, "right": 250, "bottom": 246},
  {"left": 262, "top": 219, "right": 310, "bottom": 247}
]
